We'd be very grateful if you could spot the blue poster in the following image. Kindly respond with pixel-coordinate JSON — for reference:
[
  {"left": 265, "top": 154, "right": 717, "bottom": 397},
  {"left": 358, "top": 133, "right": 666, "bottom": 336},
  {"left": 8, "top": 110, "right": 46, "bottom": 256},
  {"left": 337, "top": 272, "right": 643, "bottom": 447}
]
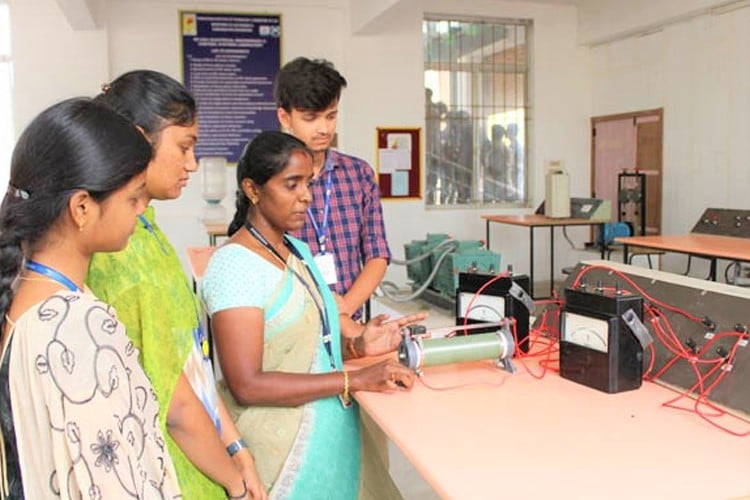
[{"left": 181, "top": 12, "right": 281, "bottom": 162}]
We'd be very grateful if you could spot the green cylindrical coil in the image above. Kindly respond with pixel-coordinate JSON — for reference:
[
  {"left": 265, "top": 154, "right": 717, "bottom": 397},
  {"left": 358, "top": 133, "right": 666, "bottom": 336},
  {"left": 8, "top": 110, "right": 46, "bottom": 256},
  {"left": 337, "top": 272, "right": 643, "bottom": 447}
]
[{"left": 419, "top": 332, "right": 508, "bottom": 367}]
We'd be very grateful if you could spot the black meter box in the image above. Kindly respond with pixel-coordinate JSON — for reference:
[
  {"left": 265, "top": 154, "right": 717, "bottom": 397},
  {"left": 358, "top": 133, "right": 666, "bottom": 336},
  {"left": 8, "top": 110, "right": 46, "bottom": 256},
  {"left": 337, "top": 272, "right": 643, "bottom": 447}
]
[
  {"left": 455, "top": 272, "right": 531, "bottom": 354},
  {"left": 559, "top": 287, "right": 644, "bottom": 394}
]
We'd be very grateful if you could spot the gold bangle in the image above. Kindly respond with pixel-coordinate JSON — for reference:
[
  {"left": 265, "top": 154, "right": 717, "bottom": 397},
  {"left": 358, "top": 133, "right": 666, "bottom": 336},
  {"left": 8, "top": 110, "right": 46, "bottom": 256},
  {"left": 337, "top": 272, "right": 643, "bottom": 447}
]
[{"left": 342, "top": 370, "right": 350, "bottom": 405}]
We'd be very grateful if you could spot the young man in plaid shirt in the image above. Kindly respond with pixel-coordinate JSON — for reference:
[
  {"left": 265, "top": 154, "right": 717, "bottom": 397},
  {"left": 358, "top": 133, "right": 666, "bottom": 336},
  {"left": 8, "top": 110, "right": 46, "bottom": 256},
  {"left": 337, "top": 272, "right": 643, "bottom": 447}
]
[{"left": 276, "top": 57, "right": 391, "bottom": 323}]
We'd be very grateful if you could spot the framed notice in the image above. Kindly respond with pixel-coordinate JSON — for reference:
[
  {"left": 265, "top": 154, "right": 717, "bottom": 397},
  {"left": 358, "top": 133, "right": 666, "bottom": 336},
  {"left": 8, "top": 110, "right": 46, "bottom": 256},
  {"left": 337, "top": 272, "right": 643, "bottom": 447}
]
[
  {"left": 181, "top": 12, "right": 281, "bottom": 162},
  {"left": 376, "top": 127, "right": 421, "bottom": 199}
]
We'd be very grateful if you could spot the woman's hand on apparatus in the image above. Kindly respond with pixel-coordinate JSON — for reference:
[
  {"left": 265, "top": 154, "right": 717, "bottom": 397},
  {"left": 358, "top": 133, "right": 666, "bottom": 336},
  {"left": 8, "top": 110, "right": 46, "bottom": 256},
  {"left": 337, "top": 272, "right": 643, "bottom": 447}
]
[
  {"left": 350, "top": 360, "right": 415, "bottom": 392},
  {"left": 360, "top": 312, "right": 428, "bottom": 357}
]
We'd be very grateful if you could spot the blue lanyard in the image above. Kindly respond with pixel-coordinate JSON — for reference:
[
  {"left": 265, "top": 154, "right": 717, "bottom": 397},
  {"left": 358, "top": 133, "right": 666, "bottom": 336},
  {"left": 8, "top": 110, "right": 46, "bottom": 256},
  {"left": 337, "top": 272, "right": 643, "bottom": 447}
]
[
  {"left": 139, "top": 215, "right": 169, "bottom": 255},
  {"left": 244, "top": 221, "right": 337, "bottom": 371},
  {"left": 25, "top": 260, "right": 82, "bottom": 292},
  {"left": 139, "top": 215, "right": 211, "bottom": 361},
  {"left": 306, "top": 169, "right": 333, "bottom": 254}
]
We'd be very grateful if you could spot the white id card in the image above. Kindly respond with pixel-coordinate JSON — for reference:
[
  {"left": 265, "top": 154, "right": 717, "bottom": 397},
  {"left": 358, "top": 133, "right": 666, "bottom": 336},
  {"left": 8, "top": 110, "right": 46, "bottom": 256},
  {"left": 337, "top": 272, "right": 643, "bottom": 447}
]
[{"left": 314, "top": 252, "right": 338, "bottom": 285}]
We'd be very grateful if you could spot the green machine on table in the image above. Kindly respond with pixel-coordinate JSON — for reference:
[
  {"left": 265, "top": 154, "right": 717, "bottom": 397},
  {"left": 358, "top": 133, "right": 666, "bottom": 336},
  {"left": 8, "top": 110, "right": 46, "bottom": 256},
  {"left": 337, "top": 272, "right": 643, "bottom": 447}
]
[{"left": 403, "top": 233, "right": 501, "bottom": 306}]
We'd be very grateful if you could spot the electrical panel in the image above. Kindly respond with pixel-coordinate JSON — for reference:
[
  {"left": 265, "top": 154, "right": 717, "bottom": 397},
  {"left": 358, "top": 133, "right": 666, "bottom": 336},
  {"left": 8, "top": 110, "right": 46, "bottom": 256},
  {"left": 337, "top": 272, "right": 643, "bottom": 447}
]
[
  {"left": 535, "top": 197, "right": 612, "bottom": 221},
  {"left": 618, "top": 172, "right": 646, "bottom": 236},
  {"left": 570, "top": 198, "right": 611, "bottom": 221},
  {"left": 691, "top": 208, "right": 750, "bottom": 238},
  {"left": 543, "top": 260, "right": 750, "bottom": 415}
]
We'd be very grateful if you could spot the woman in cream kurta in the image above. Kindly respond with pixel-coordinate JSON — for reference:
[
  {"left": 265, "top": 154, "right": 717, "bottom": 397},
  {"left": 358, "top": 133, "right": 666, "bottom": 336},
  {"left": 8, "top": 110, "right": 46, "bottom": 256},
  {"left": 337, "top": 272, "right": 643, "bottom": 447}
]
[{"left": 1, "top": 290, "right": 181, "bottom": 499}]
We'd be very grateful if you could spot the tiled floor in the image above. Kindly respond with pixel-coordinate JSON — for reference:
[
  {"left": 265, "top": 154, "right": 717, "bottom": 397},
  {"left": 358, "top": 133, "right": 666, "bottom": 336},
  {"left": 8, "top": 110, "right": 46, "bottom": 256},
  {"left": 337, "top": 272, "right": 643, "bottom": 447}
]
[{"left": 389, "top": 440, "right": 440, "bottom": 499}]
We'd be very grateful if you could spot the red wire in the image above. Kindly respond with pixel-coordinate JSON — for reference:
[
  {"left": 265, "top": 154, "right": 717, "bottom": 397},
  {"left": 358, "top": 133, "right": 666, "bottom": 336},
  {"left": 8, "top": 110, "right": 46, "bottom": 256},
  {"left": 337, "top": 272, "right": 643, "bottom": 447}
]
[
  {"left": 458, "top": 271, "right": 511, "bottom": 335},
  {"left": 571, "top": 265, "right": 704, "bottom": 323},
  {"left": 454, "top": 264, "right": 748, "bottom": 436},
  {"left": 568, "top": 264, "right": 750, "bottom": 437}
]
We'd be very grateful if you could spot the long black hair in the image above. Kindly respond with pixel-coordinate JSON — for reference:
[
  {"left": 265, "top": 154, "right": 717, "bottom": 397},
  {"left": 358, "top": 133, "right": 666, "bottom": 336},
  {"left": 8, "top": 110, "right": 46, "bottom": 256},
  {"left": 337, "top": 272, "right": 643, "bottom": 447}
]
[
  {"left": 95, "top": 69, "right": 196, "bottom": 143},
  {"left": 227, "top": 131, "right": 311, "bottom": 236},
  {"left": 0, "top": 98, "right": 152, "bottom": 329}
]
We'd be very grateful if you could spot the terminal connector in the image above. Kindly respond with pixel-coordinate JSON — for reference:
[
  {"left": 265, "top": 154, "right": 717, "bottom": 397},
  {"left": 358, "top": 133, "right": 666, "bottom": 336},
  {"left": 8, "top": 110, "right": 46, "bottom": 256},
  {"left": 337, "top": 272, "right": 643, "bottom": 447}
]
[
  {"left": 685, "top": 337, "right": 698, "bottom": 354},
  {"left": 701, "top": 316, "right": 716, "bottom": 331}
]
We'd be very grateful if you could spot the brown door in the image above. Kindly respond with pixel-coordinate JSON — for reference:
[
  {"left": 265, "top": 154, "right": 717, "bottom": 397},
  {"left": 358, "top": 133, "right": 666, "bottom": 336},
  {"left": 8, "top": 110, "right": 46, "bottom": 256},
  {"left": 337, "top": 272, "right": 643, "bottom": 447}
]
[
  {"left": 635, "top": 118, "right": 662, "bottom": 235},
  {"left": 591, "top": 109, "right": 663, "bottom": 236}
]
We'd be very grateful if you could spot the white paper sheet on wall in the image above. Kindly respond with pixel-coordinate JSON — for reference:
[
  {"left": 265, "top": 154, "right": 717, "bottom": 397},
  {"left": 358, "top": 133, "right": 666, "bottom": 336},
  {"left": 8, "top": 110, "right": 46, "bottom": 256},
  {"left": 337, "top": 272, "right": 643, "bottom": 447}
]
[
  {"left": 378, "top": 148, "right": 412, "bottom": 173},
  {"left": 391, "top": 171, "right": 409, "bottom": 196}
]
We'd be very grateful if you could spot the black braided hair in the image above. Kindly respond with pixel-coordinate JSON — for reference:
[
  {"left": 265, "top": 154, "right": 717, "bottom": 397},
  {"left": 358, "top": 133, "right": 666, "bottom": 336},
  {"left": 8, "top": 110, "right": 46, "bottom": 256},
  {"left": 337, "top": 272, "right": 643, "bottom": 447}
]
[
  {"left": 0, "top": 98, "right": 152, "bottom": 331},
  {"left": 227, "top": 131, "right": 311, "bottom": 237}
]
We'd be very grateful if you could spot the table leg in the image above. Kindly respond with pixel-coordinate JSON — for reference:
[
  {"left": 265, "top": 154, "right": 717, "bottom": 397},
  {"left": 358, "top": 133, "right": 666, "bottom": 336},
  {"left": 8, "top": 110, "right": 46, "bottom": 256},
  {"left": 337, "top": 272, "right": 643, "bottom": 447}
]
[
  {"left": 709, "top": 258, "right": 717, "bottom": 281},
  {"left": 550, "top": 226, "right": 555, "bottom": 298},
  {"left": 486, "top": 220, "right": 491, "bottom": 250},
  {"left": 529, "top": 227, "right": 535, "bottom": 298},
  {"left": 599, "top": 223, "right": 606, "bottom": 259},
  {"left": 209, "top": 234, "right": 217, "bottom": 246},
  {"left": 623, "top": 244, "right": 629, "bottom": 264}
]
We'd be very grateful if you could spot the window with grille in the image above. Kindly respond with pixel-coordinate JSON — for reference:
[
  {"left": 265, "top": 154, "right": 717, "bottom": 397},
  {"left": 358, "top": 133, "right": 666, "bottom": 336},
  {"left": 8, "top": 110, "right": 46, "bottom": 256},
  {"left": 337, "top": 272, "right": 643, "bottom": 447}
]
[
  {"left": 424, "top": 16, "right": 531, "bottom": 207},
  {"left": 0, "top": 2, "right": 12, "bottom": 189}
]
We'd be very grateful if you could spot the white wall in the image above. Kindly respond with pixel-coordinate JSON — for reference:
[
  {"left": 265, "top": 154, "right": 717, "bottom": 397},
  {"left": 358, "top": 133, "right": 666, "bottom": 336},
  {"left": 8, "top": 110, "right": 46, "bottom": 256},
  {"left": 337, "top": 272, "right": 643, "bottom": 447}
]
[
  {"left": 587, "top": 4, "right": 750, "bottom": 277},
  {"left": 9, "top": 0, "right": 108, "bottom": 133},
  {"left": 346, "top": 0, "right": 593, "bottom": 288},
  {"left": 102, "top": 0, "right": 348, "bottom": 266},
  {"left": 10, "top": 0, "right": 748, "bottom": 289},
  {"left": 7, "top": 0, "right": 594, "bottom": 286},
  {"left": 576, "top": 0, "right": 744, "bottom": 45}
]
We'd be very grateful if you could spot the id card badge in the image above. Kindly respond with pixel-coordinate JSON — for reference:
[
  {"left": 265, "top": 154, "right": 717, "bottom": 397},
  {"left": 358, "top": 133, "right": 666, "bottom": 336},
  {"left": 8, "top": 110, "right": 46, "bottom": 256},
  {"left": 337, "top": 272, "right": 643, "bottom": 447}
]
[{"left": 314, "top": 252, "right": 338, "bottom": 285}]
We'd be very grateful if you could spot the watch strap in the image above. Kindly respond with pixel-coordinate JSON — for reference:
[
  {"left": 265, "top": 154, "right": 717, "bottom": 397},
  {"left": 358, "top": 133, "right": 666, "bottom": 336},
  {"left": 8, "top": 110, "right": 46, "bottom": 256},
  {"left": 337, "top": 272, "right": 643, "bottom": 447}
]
[{"left": 226, "top": 438, "right": 248, "bottom": 457}]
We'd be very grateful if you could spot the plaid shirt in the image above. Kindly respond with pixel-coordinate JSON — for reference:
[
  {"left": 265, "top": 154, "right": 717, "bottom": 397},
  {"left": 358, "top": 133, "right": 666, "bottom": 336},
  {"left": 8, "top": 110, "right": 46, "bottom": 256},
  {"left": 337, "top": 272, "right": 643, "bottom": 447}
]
[{"left": 290, "top": 149, "right": 391, "bottom": 310}]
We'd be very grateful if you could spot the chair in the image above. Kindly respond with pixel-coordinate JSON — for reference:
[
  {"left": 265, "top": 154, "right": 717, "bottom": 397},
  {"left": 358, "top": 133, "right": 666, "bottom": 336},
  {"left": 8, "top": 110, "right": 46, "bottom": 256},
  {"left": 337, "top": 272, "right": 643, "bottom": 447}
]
[
  {"left": 598, "top": 222, "right": 632, "bottom": 260},
  {"left": 599, "top": 222, "right": 661, "bottom": 268},
  {"left": 599, "top": 222, "right": 668, "bottom": 269}
]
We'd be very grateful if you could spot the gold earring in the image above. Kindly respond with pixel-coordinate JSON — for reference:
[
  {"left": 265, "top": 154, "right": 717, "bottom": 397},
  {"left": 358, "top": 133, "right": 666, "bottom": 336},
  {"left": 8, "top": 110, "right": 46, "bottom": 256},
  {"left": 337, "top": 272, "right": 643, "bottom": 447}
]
[{"left": 79, "top": 222, "right": 85, "bottom": 232}]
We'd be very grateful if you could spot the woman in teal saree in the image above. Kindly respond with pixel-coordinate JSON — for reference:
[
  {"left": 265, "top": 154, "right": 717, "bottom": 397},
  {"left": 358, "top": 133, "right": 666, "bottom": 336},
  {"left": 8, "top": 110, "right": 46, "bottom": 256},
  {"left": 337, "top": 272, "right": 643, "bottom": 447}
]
[{"left": 201, "top": 131, "right": 424, "bottom": 499}]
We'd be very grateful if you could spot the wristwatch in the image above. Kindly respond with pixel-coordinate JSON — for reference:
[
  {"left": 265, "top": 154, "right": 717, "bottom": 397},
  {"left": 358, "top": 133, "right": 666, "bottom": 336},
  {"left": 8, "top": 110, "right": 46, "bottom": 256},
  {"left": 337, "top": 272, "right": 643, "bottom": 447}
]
[{"left": 226, "top": 438, "right": 248, "bottom": 457}]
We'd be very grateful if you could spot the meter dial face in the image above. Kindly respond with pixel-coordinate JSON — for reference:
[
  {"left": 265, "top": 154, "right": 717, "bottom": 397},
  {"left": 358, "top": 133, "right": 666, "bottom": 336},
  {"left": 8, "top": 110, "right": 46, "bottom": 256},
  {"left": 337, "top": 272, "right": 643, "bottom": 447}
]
[
  {"left": 458, "top": 292, "right": 504, "bottom": 322},
  {"left": 562, "top": 312, "right": 609, "bottom": 353}
]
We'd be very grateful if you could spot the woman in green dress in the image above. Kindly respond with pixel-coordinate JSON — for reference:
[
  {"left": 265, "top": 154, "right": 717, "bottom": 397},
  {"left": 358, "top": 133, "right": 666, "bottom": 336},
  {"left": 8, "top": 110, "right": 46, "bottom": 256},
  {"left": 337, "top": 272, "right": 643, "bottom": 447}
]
[
  {"left": 86, "top": 70, "right": 264, "bottom": 499},
  {"left": 201, "top": 131, "right": 425, "bottom": 499}
]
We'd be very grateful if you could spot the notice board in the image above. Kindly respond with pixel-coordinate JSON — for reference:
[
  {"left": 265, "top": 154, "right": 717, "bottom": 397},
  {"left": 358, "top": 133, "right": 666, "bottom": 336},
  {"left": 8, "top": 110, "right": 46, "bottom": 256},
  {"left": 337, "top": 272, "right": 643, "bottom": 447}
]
[
  {"left": 376, "top": 127, "right": 421, "bottom": 199},
  {"left": 181, "top": 12, "right": 281, "bottom": 163}
]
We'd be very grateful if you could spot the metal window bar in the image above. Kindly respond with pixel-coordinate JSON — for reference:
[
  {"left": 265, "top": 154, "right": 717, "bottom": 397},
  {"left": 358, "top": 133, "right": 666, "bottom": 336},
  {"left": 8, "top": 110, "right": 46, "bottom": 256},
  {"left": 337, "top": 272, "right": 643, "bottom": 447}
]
[{"left": 424, "top": 16, "right": 530, "bottom": 207}]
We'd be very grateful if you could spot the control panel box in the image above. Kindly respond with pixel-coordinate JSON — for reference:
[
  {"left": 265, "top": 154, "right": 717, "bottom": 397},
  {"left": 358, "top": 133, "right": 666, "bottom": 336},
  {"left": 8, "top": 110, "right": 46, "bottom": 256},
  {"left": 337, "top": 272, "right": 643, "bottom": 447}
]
[{"left": 691, "top": 208, "right": 750, "bottom": 238}]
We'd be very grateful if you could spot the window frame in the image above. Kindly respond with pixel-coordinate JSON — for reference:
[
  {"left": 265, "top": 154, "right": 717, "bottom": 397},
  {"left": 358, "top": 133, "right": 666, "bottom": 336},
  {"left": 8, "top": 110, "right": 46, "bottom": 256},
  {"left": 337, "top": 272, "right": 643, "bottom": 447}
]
[{"left": 423, "top": 14, "right": 532, "bottom": 209}]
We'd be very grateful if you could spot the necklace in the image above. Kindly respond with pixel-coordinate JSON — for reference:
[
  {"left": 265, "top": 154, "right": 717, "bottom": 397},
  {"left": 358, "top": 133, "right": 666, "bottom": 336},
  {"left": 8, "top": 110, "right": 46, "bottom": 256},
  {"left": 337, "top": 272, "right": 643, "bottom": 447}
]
[{"left": 24, "top": 260, "right": 82, "bottom": 292}]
